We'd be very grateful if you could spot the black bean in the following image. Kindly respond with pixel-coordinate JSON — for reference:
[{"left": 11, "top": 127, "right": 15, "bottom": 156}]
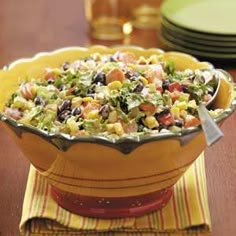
[
  {"left": 175, "top": 120, "right": 183, "bottom": 127},
  {"left": 182, "top": 85, "right": 189, "bottom": 93},
  {"left": 58, "top": 84, "right": 66, "bottom": 91},
  {"left": 58, "top": 100, "right": 71, "bottom": 113},
  {"left": 58, "top": 110, "right": 71, "bottom": 122},
  {"left": 96, "top": 82, "right": 103, "bottom": 87},
  {"left": 109, "top": 56, "right": 117, "bottom": 62},
  {"left": 99, "top": 105, "right": 110, "bottom": 118},
  {"left": 125, "top": 71, "right": 141, "bottom": 80},
  {"left": 133, "top": 83, "right": 144, "bottom": 93},
  {"left": 62, "top": 62, "right": 70, "bottom": 71},
  {"left": 158, "top": 123, "right": 167, "bottom": 131},
  {"left": 120, "top": 102, "right": 128, "bottom": 114},
  {"left": 155, "top": 108, "right": 170, "bottom": 119},
  {"left": 87, "top": 87, "right": 95, "bottom": 94},
  {"left": 34, "top": 96, "right": 45, "bottom": 106},
  {"left": 188, "top": 75, "right": 195, "bottom": 82},
  {"left": 162, "top": 80, "right": 170, "bottom": 90},
  {"left": 72, "top": 107, "right": 81, "bottom": 116},
  {"left": 47, "top": 79, "right": 55, "bottom": 84},
  {"left": 92, "top": 72, "right": 106, "bottom": 85},
  {"left": 125, "top": 71, "right": 132, "bottom": 79},
  {"left": 187, "top": 107, "right": 197, "bottom": 115}
]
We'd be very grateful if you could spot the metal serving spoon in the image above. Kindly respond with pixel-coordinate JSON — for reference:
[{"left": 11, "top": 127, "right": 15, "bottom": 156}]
[{"left": 197, "top": 70, "right": 223, "bottom": 146}]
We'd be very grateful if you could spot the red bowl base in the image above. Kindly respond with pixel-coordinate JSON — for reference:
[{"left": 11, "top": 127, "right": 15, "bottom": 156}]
[{"left": 51, "top": 187, "right": 173, "bottom": 218}]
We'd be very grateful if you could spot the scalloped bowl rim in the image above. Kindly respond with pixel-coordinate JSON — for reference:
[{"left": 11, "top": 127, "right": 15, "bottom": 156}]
[{"left": 0, "top": 46, "right": 235, "bottom": 148}]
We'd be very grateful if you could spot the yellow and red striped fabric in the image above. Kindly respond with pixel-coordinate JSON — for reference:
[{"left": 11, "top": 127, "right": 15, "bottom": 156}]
[{"left": 20, "top": 153, "right": 211, "bottom": 236}]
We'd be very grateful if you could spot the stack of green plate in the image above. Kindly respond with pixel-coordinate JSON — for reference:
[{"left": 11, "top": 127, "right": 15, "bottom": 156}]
[{"left": 160, "top": 0, "right": 236, "bottom": 61}]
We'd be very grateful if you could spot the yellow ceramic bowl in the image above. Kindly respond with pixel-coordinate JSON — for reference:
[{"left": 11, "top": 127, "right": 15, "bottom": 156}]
[{"left": 0, "top": 46, "right": 235, "bottom": 218}]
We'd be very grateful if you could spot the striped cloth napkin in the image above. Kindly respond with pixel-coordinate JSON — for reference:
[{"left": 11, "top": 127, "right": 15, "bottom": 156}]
[{"left": 20, "top": 153, "right": 211, "bottom": 236}]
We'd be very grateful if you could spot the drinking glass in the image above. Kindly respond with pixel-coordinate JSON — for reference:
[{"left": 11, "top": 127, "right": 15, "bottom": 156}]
[
  {"left": 131, "top": 0, "right": 163, "bottom": 29},
  {"left": 85, "top": 0, "right": 132, "bottom": 40}
]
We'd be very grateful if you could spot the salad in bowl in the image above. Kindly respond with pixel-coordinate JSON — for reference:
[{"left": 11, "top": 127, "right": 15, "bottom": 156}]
[
  {"left": 0, "top": 46, "right": 235, "bottom": 218},
  {"left": 2, "top": 51, "right": 225, "bottom": 140}
]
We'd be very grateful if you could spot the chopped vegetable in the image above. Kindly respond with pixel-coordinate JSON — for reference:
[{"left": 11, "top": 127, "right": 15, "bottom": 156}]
[{"left": 3, "top": 52, "right": 223, "bottom": 139}]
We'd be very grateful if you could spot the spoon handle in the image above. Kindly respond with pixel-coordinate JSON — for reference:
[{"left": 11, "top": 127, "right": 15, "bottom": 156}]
[{"left": 197, "top": 103, "right": 223, "bottom": 146}]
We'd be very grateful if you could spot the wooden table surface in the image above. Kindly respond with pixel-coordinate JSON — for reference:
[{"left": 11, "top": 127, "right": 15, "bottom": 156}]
[{"left": 0, "top": 1, "right": 235, "bottom": 235}]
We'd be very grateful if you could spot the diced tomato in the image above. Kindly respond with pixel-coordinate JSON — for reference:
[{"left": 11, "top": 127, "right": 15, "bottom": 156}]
[
  {"left": 44, "top": 71, "right": 57, "bottom": 81},
  {"left": 158, "top": 113, "right": 175, "bottom": 126},
  {"left": 170, "top": 91, "right": 181, "bottom": 102},
  {"left": 106, "top": 68, "right": 125, "bottom": 84},
  {"left": 156, "top": 86, "right": 163, "bottom": 93},
  {"left": 184, "top": 115, "right": 200, "bottom": 128},
  {"left": 139, "top": 103, "right": 156, "bottom": 115},
  {"left": 168, "top": 82, "right": 183, "bottom": 92}
]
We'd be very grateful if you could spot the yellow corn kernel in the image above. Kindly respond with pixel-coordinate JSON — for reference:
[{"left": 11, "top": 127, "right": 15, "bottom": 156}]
[
  {"left": 140, "top": 76, "right": 148, "bottom": 85},
  {"left": 144, "top": 116, "right": 159, "bottom": 129},
  {"left": 51, "top": 68, "right": 62, "bottom": 75},
  {"left": 108, "top": 110, "right": 118, "bottom": 123},
  {"left": 176, "top": 101, "right": 188, "bottom": 110},
  {"left": 114, "top": 122, "right": 125, "bottom": 135},
  {"left": 180, "top": 110, "right": 188, "bottom": 118},
  {"left": 87, "top": 110, "right": 99, "bottom": 119},
  {"left": 148, "top": 55, "right": 159, "bottom": 64},
  {"left": 107, "top": 124, "right": 115, "bottom": 132},
  {"left": 66, "top": 118, "right": 78, "bottom": 135},
  {"left": 171, "top": 106, "right": 180, "bottom": 118},
  {"left": 108, "top": 81, "right": 123, "bottom": 90},
  {"left": 188, "top": 100, "right": 197, "bottom": 109},
  {"left": 82, "top": 97, "right": 94, "bottom": 103},
  {"left": 91, "top": 99, "right": 100, "bottom": 104},
  {"left": 72, "top": 97, "right": 83, "bottom": 108}
]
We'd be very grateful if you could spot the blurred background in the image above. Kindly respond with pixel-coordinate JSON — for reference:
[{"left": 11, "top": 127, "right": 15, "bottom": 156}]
[
  {"left": 0, "top": 0, "right": 164, "bottom": 67},
  {"left": 1, "top": 0, "right": 236, "bottom": 69}
]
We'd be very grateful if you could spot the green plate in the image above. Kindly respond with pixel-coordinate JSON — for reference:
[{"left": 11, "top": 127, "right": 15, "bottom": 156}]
[
  {"left": 161, "top": 28, "right": 236, "bottom": 53},
  {"left": 161, "top": 17, "right": 236, "bottom": 43},
  {"left": 161, "top": 24, "right": 236, "bottom": 48},
  {"left": 161, "top": 0, "right": 236, "bottom": 35},
  {"left": 161, "top": 34, "right": 236, "bottom": 61}
]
